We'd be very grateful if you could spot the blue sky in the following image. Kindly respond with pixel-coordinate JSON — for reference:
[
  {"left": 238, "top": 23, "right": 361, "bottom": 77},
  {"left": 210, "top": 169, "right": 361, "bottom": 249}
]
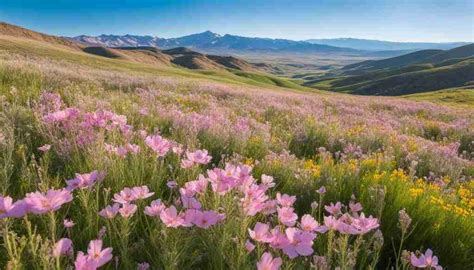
[{"left": 0, "top": 0, "right": 473, "bottom": 42}]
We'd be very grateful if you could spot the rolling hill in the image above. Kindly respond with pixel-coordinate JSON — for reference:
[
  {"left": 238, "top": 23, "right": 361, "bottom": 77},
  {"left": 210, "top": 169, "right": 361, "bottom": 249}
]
[
  {"left": 309, "top": 44, "right": 474, "bottom": 95},
  {"left": 0, "top": 22, "right": 307, "bottom": 91},
  {"left": 342, "top": 44, "right": 474, "bottom": 74}
]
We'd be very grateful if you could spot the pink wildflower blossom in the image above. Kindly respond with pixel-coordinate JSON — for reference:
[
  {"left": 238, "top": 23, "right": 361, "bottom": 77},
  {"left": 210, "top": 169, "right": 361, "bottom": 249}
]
[
  {"left": 160, "top": 206, "right": 185, "bottom": 228},
  {"left": 282, "top": 227, "right": 316, "bottom": 258},
  {"left": 98, "top": 204, "right": 120, "bottom": 219},
  {"left": 192, "top": 210, "right": 222, "bottom": 229},
  {"left": 257, "top": 252, "right": 282, "bottom": 270},
  {"left": 180, "top": 149, "right": 212, "bottom": 168},
  {"left": 351, "top": 213, "right": 380, "bottom": 234},
  {"left": 324, "top": 202, "right": 342, "bottom": 215},
  {"left": 0, "top": 196, "right": 13, "bottom": 218},
  {"left": 53, "top": 238, "right": 73, "bottom": 257},
  {"left": 66, "top": 171, "right": 104, "bottom": 191},
  {"left": 245, "top": 239, "right": 255, "bottom": 253},
  {"left": 119, "top": 203, "right": 137, "bottom": 218},
  {"left": 248, "top": 222, "right": 272, "bottom": 243},
  {"left": 112, "top": 188, "right": 135, "bottom": 204},
  {"left": 38, "top": 144, "right": 51, "bottom": 152},
  {"left": 166, "top": 181, "right": 178, "bottom": 189},
  {"left": 24, "top": 189, "right": 73, "bottom": 214},
  {"left": 276, "top": 193, "right": 296, "bottom": 207},
  {"left": 349, "top": 202, "right": 363, "bottom": 213},
  {"left": 144, "top": 199, "right": 165, "bottom": 217},
  {"left": 131, "top": 186, "right": 154, "bottom": 200},
  {"left": 86, "top": 240, "right": 113, "bottom": 268},
  {"left": 277, "top": 207, "right": 298, "bottom": 227},
  {"left": 261, "top": 174, "right": 275, "bottom": 188},
  {"left": 137, "top": 262, "right": 150, "bottom": 270},
  {"left": 145, "top": 135, "right": 171, "bottom": 157},
  {"left": 316, "top": 186, "right": 326, "bottom": 195},
  {"left": 64, "top": 219, "right": 75, "bottom": 228},
  {"left": 410, "top": 249, "right": 442, "bottom": 270}
]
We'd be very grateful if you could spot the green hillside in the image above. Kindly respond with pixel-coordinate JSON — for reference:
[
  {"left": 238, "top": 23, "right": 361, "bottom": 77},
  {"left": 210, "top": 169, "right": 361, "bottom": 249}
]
[
  {"left": 310, "top": 44, "right": 474, "bottom": 96},
  {"left": 403, "top": 87, "right": 474, "bottom": 107}
]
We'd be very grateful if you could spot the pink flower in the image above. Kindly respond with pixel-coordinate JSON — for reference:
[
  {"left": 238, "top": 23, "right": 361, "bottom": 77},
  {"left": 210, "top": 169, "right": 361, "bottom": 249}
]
[
  {"left": 248, "top": 222, "right": 272, "bottom": 243},
  {"left": 316, "top": 186, "right": 326, "bottom": 195},
  {"left": 269, "top": 227, "right": 290, "bottom": 250},
  {"left": 181, "top": 176, "right": 208, "bottom": 196},
  {"left": 323, "top": 215, "right": 339, "bottom": 231},
  {"left": 276, "top": 193, "right": 296, "bottom": 207},
  {"left": 43, "top": 108, "right": 79, "bottom": 123},
  {"left": 245, "top": 239, "right": 255, "bottom": 253},
  {"left": 131, "top": 186, "right": 154, "bottom": 200},
  {"left": 180, "top": 149, "right": 212, "bottom": 168},
  {"left": 336, "top": 220, "right": 358, "bottom": 234},
  {"left": 139, "top": 108, "right": 149, "bottom": 116},
  {"left": 300, "top": 214, "right": 328, "bottom": 233},
  {"left": 38, "top": 144, "right": 51, "bottom": 152},
  {"left": 98, "top": 204, "right": 120, "bottom": 219},
  {"left": 180, "top": 159, "right": 194, "bottom": 169},
  {"left": 300, "top": 214, "right": 317, "bottom": 232},
  {"left": 138, "top": 129, "right": 148, "bottom": 138},
  {"left": 4, "top": 199, "right": 28, "bottom": 218},
  {"left": 144, "top": 199, "right": 165, "bottom": 217},
  {"left": 86, "top": 240, "right": 113, "bottom": 268},
  {"left": 410, "top": 249, "right": 442, "bottom": 270},
  {"left": 324, "top": 202, "right": 342, "bottom": 215},
  {"left": 192, "top": 210, "right": 222, "bottom": 229},
  {"left": 115, "top": 146, "right": 128, "bottom": 158},
  {"left": 74, "top": 251, "right": 97, "bottom": 270},
  {"left": 0, "top": 196, "right": 13, "bottom": 218},
  {"left": 351, "top": 213, "right": 379, "bottom": 234},
  {"left": 261, "top": 199, "right": 278, "bottom": 215},
  {"left": 24, "top": 188, "right": 73, "bottom": 214},
  {"left": 113, "top": 188, "right": 135, "bottom": 204},
  {"left": 160, "top": 206, "right": 184, "bottom": 228},
  {"left": 137, "top": 262, "right": 150, "bottom": 270},
  {"left": 66, "top": 171, "right": 104, "bottom": 191},
  {"left": 64, "top": 219, "right": 75, "bottom": 228},
  {"left": 119, "top": 203, "right": 137, "bottom": 218},
  {"left": 256, "top": 252, "right": 282, "bottom": 270},
  {"left": 53, "top": 238, "right": 73, "bottom": 257},
  {"left": 241, "top": 188, "right": 268, "bottom": 216},
  {"left": 282, "top": 227, "right": 315, "bottom": 258},
  {"left": 126, "top": 143, "right": 141, "bottom": 154},
  {"left": 180, "top": 195, "right": 202, "bottom": 209},
  {"left": 277, "top": 207, "right": 298, "bottom": 227},
  {"left": 145, "top": 135, "right": 171, "bottom": 157},
  {"left": 349, "top": 202, "right": 363, "bottom": 213},
  {"left": 166, "top": 181, "right": 178, "bottom": 189},
  {"left": 261, "top": 174, "right": 275, "bottom": 188},
  {"left": 172, "top": 144, "right": 184, "bottom": 155}
]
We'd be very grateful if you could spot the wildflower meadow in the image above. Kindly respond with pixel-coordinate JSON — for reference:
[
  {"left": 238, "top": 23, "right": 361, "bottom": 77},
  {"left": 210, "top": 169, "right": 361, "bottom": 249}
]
[{"left": 0, "top": 52, "right": 473, "bottom": 270}]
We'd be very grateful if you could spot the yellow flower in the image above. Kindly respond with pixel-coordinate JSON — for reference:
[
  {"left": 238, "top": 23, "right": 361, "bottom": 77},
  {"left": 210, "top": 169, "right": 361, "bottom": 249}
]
[
  {"left": 244, "top": 158, "right": 254, "bottom": 166},
  {"left": 304, "top": 159, "right": 321, "bottom": 178},
  {"left": 409, "top": 188, "right": 424, "bottom": 197},
  {"left": 390, "top": 169, "right": 408, "bottom": 182}
]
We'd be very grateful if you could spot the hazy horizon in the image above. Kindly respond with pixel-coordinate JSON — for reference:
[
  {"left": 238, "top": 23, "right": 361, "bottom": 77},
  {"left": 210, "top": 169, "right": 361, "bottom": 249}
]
[{"left": 0, "top": 0, "right": 473, "bottom": 43}]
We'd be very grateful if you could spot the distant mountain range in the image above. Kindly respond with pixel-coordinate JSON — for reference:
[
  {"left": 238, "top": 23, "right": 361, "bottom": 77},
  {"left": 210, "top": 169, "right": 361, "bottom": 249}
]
[
  {"left": 72, "top": 31, "right": 357, "bottom": 54},
  {"left": 72, "top": 32, "right": 471, "bottom": 54},
  {"left": 309, "top": 44, "right": 474, "bottom": 95},
  {"left": 306, "top": 38, "right": 470, "bottom": 51}
]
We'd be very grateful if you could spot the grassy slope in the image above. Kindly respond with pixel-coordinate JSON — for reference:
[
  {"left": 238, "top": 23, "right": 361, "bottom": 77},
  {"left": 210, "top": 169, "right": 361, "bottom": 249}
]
[
  {"left": 309, "top": 58, "right": 474, "bottom": 96},
  {"left": 403, "top": 87, "right": 474, "bottom": 107},
  {"left": 0, "top": 35, "right": 310, "bottom": 92}
]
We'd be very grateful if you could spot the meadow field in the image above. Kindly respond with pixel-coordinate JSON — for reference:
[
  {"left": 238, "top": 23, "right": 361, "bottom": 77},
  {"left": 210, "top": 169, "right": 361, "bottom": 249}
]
[{"left": 0, "top": 35, "right": 473, "bottom": 270}]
